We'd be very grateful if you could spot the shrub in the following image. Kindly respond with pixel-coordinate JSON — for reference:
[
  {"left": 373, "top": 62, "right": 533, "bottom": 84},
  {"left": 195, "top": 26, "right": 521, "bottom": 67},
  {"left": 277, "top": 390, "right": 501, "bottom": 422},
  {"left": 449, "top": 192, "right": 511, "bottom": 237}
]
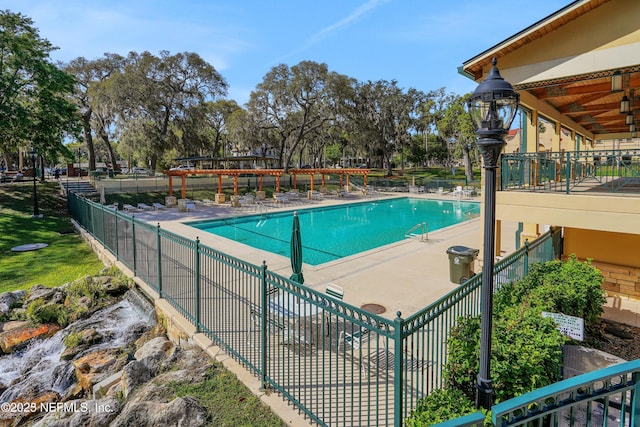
[
  {"left": 495, "top": 255, "right": 605, "bottom": 328},
  {"left": 66, "top": 276, "right": 106, "bottom": 300},
  {"left": 25, "top": 297, "right": 70, "bottom": 327},
  {"left": 64, "top": 331, "right": 82, "bottom": 348},
  {"left": 444, "top": 302, "right": 565, "bottom": 403},
  {"left": 412, "top": 256, "right": 604, "bottom": 423},
  {"left": 405, "top": 388, "right": 480, "bottom": 426}
]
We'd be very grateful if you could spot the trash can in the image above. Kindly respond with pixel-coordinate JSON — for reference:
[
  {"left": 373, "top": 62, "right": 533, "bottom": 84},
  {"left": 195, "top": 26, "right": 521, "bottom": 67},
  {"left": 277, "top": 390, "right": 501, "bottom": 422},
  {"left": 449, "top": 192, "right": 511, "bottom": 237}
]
[{"left": 446, "top": 246, "right": 479, "bottom": 284}]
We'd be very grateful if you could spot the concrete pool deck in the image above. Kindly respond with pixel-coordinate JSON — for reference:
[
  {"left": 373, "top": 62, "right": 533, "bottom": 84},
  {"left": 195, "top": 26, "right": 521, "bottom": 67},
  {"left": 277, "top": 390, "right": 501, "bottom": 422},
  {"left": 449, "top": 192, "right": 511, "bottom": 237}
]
[
  {"left": 129, "top": 191, "right": 639, "bottom": 327},
  {"left": 132, "top": 192, "right": 490, "bottom": 319}
]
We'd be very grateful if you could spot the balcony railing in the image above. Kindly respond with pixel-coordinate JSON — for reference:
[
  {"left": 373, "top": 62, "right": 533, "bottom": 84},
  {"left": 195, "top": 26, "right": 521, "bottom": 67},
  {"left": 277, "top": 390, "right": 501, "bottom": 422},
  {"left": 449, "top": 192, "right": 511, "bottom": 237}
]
[{"left": 501, "top": 148, "right": 640, "bottom": 195}]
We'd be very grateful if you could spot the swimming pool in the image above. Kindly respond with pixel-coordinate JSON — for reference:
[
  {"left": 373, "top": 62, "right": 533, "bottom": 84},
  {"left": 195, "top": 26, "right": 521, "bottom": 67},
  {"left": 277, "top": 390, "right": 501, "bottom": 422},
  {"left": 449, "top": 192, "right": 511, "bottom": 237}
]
[{"left": 191, "top": 198, "right": 480, "bottom": 266}]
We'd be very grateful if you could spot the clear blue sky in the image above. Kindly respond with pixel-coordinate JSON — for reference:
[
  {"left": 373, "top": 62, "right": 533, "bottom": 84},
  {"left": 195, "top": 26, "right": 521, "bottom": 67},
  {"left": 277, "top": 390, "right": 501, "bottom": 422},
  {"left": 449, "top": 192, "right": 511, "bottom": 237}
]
[{"left": 6, "top": 0, "right": 569, "bottom": 105}]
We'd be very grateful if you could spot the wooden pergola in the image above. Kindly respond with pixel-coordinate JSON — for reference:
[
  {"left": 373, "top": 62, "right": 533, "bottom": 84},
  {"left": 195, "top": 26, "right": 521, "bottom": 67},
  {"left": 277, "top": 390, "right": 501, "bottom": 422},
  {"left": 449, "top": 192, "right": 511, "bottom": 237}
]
[
  {"left": 164, "top": 168, "right": 370, "bottom": 200},
  {"left": 288, "top": 168, "right": 369, "bottom": 192}
]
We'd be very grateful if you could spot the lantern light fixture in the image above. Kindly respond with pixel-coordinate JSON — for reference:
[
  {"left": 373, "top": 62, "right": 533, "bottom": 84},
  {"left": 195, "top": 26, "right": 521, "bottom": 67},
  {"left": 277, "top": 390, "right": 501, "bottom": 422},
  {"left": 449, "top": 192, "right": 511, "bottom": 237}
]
[{"left": 620, "top": 95, "right": 630, "bottom": 114}]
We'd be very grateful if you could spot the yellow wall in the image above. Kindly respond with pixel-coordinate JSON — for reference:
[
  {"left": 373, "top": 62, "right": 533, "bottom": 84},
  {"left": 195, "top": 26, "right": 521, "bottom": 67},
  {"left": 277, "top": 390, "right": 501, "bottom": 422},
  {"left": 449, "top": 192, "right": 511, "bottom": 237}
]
[
  {"left": 564, "top": 228, "right": 640, "bottom": 268},
  {"left": 496, "top": 192, "right": 640, "bottom": 235}
]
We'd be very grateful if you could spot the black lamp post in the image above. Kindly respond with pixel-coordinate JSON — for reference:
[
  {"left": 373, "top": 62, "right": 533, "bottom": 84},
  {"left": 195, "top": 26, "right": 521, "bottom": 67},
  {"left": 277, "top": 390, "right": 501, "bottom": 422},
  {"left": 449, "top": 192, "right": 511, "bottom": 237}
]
[
  {"left": 30, "top": 148, "right": 41, "bottom": 218},
  {"left": 467, "top": 58, "right": 519, "bottom": 410},
  {"left": 77, "top": 147, "right": 82, "bottom": 181}
]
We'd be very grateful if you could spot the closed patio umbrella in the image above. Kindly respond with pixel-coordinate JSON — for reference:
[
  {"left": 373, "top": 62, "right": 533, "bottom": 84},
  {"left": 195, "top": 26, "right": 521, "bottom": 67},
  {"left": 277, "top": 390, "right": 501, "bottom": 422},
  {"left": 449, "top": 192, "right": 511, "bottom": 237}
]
[{"left": 289, "top": 211, "right": 304, "bottom": 284}]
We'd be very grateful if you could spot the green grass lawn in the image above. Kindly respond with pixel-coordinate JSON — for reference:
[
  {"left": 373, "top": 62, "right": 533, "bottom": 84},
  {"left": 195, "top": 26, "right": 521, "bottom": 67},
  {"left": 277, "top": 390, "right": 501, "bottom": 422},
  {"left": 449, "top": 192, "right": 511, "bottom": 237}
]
[
  {"left": 0, "top": 181, "right": 104, "bottom": 293},
  {"left": 0, "top": 179, "right": 288, "bottom": 425}
]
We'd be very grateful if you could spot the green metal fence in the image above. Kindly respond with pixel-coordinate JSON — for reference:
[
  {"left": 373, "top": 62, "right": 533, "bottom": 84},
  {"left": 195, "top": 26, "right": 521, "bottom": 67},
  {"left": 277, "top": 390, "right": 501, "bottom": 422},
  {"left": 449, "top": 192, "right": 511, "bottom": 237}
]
[
  {"left": 447, "top": 359, "right": 640, "bottom": 426},
  {"left": 501, "top": 148, "right": 640, "bottom": 194},
  {"left": 68, "top": 193, "right": 559, "bottom": 426}
]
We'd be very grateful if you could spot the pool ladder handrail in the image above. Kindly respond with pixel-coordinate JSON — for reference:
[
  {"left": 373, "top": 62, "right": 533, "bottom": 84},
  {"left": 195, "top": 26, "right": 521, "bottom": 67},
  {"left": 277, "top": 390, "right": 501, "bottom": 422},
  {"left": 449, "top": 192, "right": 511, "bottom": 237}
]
[{"left": 405, "top": 222, "right": 428, "bottom": 241}]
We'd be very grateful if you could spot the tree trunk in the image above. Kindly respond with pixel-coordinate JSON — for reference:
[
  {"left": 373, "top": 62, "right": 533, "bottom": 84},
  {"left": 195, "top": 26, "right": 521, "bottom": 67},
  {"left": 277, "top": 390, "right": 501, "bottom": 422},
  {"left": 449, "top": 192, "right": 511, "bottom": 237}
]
[
  {"left": 81, "top": 112, "right": 97, "bottom": 171},
  {"left": 463, "top": 146, "right": 473, "bottom": 184}
]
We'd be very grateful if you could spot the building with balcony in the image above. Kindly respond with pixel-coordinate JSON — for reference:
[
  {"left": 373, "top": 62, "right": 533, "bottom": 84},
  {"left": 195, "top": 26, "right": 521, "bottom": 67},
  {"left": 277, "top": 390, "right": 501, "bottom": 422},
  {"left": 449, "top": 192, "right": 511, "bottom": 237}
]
[{"left": 461, "top": 0, "right": 640, "bottom": 300}]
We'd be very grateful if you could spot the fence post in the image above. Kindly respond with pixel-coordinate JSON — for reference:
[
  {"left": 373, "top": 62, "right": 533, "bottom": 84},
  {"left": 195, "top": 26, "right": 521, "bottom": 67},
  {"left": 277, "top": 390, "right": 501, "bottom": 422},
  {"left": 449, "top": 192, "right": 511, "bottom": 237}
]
[
  {"left": 114, "top": 212, "right": 120, "bottom": 261},
  {"left": 260, "top": 261, "right": 268, "bottom": 389},
  {"left": 565, "top": 152, "right": 570, "bottom": 194},
  {"left": 131, "top": 216, "right": 137, "bottom": 276},
  {"left": 156, "top": 223, "right": 163, "bottom": 299},
  {"left": 194, "top": 237, "right": 201, "bottom": 333},
  {"left": 523, "top": 239, "right": 530, "bottom": 276},
  {"left": 394, "top": 311, "right": 404, "bottom": 427},
  {"left": 632, "top": 370, "right": 639, "bottom": 427}
]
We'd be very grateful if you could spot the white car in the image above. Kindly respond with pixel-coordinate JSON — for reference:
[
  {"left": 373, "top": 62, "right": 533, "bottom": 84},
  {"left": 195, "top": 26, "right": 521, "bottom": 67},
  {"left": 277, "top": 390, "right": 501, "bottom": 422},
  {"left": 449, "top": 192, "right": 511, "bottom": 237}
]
[
  {"left": 170, "top": 165, "right": 195, "bottom": 171},
  {"left": 130, "top": 167, "right": 148, "bottom": 174}
]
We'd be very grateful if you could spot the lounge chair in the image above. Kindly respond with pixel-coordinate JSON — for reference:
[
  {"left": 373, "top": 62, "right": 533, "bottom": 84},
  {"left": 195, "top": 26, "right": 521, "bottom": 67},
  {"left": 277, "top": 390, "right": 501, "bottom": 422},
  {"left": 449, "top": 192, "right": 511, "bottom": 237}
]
[
  {"left": 323, "top": 283, "right": 344, "bottom": 335},
  {"left": 308, "top": 190, "right": 323, "bottom": 200},
  {"left": 273, "top": 193, "right": 288, "bottom": 204},
  {"left": 452, "top": 186, "right": 463, "bottom": 199},
  {"left": 137, "top": 203, "right": 154, "bottom": 211},
  {"left": 240, "top": 195, "right": 256, "bottom": 207},
  {"left": 338, "top": 323, "right": 372, "bottom": 351},
  {"left": 201, "top": 199, "right": 215, "bottom": 206},
  {"left": 186, "top": 202, "right": 196, "bottom": 211},
  {"left": 325, "top": 283, "right": 344, "bottom": 302},
  {"left": 365, "top": 346, "right": 429, "bottom": 374},
  {"left": 152, "top": 202, "right": 166, "bottom": 210},
  {"left": 122, "top": 204, "right": 137, "bottom": 213}
]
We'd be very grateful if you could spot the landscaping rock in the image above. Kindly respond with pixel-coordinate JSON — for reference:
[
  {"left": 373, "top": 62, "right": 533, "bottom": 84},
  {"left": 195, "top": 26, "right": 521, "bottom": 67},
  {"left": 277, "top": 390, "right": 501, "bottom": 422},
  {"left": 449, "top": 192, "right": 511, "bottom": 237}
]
[
  {"left": 31, "top": 397, "right": 121, "bottom": 427},
  {"left": 0, "top": 323, "right": 61, "bottom": 353},
  {"left": 73, "top": 349, "right": 127, "bottom": 392},
  {"left": 26, "top": 284, "right": 59, "bottom": 304},
  {"left": 111, "top": 396, "right": 206, "bottom": 427},
  {"left": 0, "top": 290, "right": 26, "bottom": 315}
]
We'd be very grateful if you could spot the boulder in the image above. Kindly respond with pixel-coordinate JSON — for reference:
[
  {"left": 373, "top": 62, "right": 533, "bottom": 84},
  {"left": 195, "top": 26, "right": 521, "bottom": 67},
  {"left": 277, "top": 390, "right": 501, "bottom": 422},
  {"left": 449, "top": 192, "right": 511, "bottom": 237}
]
[
  {"left": 0, "top": 320, "right": 30, "bottom": 333},
  {"left": 0, "top": 323, "right": 61, "bottom": 353},
  {"left": 121, "top": 360, "right": 153, "bottom": 398},
  {"left": 60, "top": 328, "right": 103, "bottom": 361},
  {"left": 101, "top": 280, "right": 129, "bottom": 297},
  {"left": 0, "top": 391, "right": 59, "bottom": 426},
  {"left": 0, "top": 290, "right": 26, "bottom": 315},
  {"left": 134, "top": 336, "right": 173, "bottom": 372},
  {"left": 31, "top": 397, "right": 121, "bottom": 427},
  {"left": 110, "top": 396, "right": 206, "bottom": 427},
  {"left": 26, "top": 284, "right": 59, "bottom": 304},
  {"left": 72, "top": 349, "right": 126, "bottom": 392}
]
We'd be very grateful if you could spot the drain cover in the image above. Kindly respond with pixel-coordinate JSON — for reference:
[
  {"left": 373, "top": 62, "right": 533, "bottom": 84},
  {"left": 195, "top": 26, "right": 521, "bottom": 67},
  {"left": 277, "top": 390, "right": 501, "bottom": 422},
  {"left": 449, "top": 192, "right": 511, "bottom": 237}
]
[
  {"left": 360, "top": 303, "right": 386, "bottom": 314},
  {"left": 11, "top": 243, "right": 48, "bottom": 252}
]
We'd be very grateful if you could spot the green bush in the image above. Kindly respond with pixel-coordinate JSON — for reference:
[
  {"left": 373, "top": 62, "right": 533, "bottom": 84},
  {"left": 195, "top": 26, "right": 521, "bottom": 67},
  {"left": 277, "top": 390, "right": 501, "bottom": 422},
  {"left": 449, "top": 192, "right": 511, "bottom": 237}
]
[
  {"left": 444, "top": 304, "right": 565, "bottom": 403},
  {"left": 405, "top": 388, "right": 480, "bottom": 426},
  {"left": 64, "top": 331, "right": 82, "bottom": 348},
  {"left": 66, "top": 276, "right": 106, "bottom": 300},
  {"left": 409, "top": 255, "right": 606, "bottom": 423},
  {"left": 25, "top": 297, "right": 70, "bottom": 327},
  {"left": 495, "top": 255, "right": 605, "bottom": 328}
]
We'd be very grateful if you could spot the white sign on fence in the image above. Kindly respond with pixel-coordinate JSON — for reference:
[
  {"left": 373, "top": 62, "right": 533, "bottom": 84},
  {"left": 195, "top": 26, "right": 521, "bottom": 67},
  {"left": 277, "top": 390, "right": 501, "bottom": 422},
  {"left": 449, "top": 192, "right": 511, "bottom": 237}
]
[{"left": 541, "top": 311, "right": 584, "bottom": 341}]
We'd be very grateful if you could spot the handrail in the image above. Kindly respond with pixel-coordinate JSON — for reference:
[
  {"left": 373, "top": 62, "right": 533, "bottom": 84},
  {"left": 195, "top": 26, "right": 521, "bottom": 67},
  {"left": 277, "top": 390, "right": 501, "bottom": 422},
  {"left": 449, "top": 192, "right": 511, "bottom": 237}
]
[
  {"left": 492, "top": 358, "right": 640, "bottom": 426},
  {"left": 501, "top": 148, "right": 640, "bottom": 194},
  {"left": 405, "top": 222, "right": 428, "bottom": 241}
]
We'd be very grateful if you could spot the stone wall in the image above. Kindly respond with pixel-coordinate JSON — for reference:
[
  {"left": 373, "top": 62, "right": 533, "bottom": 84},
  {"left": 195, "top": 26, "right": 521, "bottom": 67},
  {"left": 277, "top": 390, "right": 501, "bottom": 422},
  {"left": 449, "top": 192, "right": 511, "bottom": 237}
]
[{"left": 589, "top": 259, "right": 640, "bottom": 299}]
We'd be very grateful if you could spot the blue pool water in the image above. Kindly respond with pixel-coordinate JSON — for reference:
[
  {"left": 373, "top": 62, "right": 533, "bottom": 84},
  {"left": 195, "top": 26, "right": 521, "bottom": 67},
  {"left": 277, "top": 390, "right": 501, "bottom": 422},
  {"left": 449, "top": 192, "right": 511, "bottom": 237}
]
[{"left": 191, "top": 198, "right": 480, "bottom": 266}]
